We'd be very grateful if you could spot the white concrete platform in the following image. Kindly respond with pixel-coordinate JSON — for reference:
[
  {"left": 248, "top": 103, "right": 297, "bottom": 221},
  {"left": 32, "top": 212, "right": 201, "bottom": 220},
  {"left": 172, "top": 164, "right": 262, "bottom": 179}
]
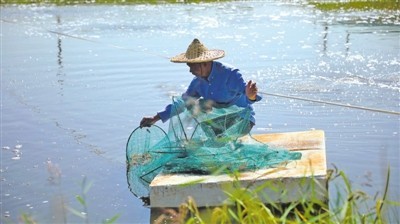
[{"left": 149, "top": 129, "right": 327, "bottom": 208}]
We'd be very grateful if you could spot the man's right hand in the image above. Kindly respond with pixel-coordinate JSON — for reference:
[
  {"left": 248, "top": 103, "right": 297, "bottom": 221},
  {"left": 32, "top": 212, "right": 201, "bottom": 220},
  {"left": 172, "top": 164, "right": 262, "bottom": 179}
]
[{"left": 140, "top": 114, "right": 160, "bottom": 128}]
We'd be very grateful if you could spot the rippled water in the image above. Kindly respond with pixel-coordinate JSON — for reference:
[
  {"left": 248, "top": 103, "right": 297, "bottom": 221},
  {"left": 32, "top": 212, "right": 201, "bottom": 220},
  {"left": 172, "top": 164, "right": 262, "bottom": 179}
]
[{"left": 1, "top": 2, "right": 399, "bottom": 223}]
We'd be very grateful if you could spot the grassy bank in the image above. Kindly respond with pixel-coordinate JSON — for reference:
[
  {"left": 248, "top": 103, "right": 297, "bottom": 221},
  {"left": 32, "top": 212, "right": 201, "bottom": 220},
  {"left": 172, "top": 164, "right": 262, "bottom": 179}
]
[
  {"left": 155, "top": 167, "right": 400, "bottom": 224},
  {"left": 310, "top": 0, "right": 399, "bottom": 11}
]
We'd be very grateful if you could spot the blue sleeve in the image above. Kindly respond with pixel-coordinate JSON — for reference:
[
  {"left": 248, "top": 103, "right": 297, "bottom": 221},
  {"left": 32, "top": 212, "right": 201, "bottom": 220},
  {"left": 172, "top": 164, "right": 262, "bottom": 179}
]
[
  {"left": 157, "top": 79, "right": 200, "bottom": 123},
  {"left": 157, "top": 97, "right": 186, "bottom": 123}
]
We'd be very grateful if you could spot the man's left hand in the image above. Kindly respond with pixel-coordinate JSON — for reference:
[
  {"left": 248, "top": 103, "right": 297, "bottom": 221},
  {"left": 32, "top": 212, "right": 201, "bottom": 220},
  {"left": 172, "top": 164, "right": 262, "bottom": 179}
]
[{"left": 246, "top": 80, "right": 258, "bottom": 101}]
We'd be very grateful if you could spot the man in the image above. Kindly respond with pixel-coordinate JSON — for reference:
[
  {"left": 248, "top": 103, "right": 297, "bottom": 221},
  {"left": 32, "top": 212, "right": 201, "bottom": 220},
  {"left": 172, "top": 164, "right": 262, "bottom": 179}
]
[{"left": 140, "top": 38, "right": 261, "bottom": 134}]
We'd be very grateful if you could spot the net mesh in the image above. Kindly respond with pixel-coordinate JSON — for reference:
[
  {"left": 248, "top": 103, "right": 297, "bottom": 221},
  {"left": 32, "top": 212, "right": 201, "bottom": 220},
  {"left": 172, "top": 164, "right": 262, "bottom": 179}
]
[{"left": 126, "top": 96, "right": 302, "bottom": 201}]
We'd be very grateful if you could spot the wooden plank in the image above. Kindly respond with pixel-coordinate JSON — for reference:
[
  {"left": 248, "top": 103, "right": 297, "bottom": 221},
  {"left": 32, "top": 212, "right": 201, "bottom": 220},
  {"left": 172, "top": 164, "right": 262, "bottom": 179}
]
[
  {"left": 149, "top": 130, "right": 327, "bottom": 208},
  {"left": 248, "top": 129, "right": 325, "bottom": 151}
]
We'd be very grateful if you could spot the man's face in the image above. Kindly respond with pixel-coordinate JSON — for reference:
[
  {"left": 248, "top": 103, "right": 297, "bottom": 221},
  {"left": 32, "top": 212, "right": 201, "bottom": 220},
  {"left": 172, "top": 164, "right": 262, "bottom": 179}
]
[{"left": 187, "top": 63, "right": 204, "bottom": 78}]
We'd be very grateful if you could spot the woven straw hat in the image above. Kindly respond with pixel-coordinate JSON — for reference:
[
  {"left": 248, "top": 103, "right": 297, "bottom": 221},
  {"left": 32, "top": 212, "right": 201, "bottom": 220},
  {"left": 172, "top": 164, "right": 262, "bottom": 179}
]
[{"left": 170, "top": 38, "right": 225, "bottom": 63}]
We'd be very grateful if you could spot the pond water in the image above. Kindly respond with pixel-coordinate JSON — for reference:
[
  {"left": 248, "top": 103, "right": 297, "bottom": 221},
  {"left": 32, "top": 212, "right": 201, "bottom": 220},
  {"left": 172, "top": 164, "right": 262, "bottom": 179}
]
[{"left": 1, "top": 2, "right": 399, "bottom": 223}]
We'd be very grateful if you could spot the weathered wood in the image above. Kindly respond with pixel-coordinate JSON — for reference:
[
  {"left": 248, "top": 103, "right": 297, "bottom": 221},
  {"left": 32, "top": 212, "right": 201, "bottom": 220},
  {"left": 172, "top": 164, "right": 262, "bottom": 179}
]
[{"left": 149, "top": 129, "right": 327, "bottom": 208}]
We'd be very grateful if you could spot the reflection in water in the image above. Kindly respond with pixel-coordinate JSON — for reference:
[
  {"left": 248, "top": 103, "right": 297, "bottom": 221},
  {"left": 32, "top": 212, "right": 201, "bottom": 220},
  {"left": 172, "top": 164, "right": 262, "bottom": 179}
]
[
  {"left": 345, "top": 32, "right": 350, "bottom": 55},
  {"left": 323, "top": 26, "right": 328, "bottom": 53},
  {"left": 322, "top": 25, "right": 352, "bottom": 55},
  {"left": 56, "top": 15, "right": 65, "bottom": 96},
  {"left": 57, "top": 37, "right": 63, "bottom": 67}
]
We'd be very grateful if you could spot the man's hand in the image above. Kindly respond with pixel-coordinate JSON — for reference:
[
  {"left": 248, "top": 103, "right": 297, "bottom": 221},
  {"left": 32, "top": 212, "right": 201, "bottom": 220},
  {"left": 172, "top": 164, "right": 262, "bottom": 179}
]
[
  {"left": 199, "top": 99, "right": 214, "bottom": 113},
  {"left": 140, "top": 114, "right": 160, "bottom": 128},
  {"left": 246, "top": 80, "right": 258, "bottom": 101}
]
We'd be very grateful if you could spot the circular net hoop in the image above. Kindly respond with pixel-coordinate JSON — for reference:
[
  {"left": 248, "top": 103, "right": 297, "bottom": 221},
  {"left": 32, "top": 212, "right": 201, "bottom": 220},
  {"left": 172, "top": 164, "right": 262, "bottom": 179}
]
[{"left": 126, "top": 125, "right": 174, "bottom": 199}]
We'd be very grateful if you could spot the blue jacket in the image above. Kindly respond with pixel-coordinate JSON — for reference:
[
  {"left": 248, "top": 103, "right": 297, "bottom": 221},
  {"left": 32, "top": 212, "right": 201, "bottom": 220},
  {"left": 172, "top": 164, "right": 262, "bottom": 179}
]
[{"left": 158, "top": 61, "right": 261, "bottom": 124}]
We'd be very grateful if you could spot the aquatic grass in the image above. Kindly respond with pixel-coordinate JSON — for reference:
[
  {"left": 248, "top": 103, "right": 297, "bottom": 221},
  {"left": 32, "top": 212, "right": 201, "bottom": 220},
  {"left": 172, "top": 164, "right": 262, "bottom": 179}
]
[
  {"left": 309, "top": 0, "right": 400, "bottom": 11},
  {"left": 18, "top": 214, "right": 37, "bottom": 224},
  {"left": 155, "top": 166, "right": 400, "bottom": 223},
  {"left": 66, "top": 176, "right": 93, "bottom": 223},
  {"left": 67, "top": 176, "right": 121, "bottom": 224},
  {"left": 154, "top": 196, "right": 205, "bottom": 224}
]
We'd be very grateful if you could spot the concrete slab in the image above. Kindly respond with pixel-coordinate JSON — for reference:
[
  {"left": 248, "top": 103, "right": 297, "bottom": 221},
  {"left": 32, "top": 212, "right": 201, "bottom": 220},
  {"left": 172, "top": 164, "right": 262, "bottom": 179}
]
[{"left": 149, "top": 130, "right": 327, "bottom": 208}]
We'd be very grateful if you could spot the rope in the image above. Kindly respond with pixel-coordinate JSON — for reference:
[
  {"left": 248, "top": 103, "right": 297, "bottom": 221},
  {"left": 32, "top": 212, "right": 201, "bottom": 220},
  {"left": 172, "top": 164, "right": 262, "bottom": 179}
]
[{"left": 260, "top": 91, "right": 400, "bottom": 116}]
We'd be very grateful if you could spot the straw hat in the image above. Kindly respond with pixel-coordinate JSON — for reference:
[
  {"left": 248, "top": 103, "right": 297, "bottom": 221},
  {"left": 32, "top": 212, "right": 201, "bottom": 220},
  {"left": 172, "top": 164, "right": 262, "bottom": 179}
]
[{"left": 170, "top": 38, "right": 225, "bottom": 63}]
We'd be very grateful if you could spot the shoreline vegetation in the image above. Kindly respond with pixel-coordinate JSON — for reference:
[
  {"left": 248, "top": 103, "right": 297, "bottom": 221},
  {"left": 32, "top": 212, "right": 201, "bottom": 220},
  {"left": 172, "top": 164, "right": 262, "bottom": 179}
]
[
  {"left": 152, "top": 167, "right": 400, "bottom": 224},
  {"left": 310, "top": 0, "right": 399, "bottom": 10},
  {"left": 8, "top": 167, "right": 400, "bottom": 223},
  {"left": 0, "top": 0, "right": 399, "bottom": 10}
]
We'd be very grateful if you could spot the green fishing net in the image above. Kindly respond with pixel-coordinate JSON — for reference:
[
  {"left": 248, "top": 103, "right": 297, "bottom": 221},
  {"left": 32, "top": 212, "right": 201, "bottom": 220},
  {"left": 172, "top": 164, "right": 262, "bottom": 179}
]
[{"left": 126, "top": 96, "right": 302, "bottom": 202}]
